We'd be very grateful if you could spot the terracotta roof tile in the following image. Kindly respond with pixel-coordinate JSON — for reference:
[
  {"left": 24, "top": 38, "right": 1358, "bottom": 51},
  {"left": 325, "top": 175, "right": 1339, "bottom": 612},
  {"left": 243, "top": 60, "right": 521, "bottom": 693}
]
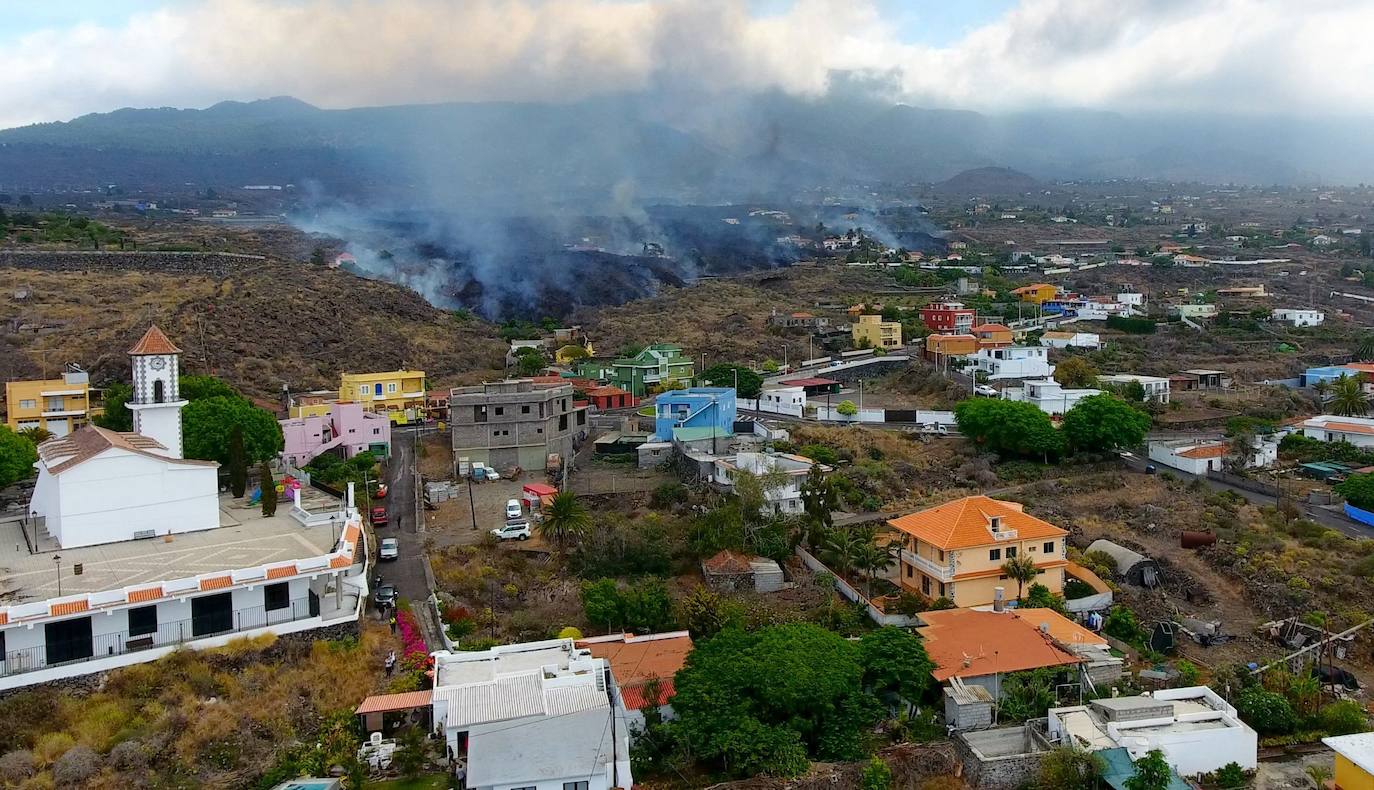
[
  {"left": 702, "top": 549, "right": 754, "bottom": 574},
  {"left": 579, "top": 633, "right": 693, "bottom": 688},
  {"left": 199, "top": 575, "right": 232, "bottom": 591},
  {"left": 355, "top": 690, "right": 434, "bottom": 715},
  {"left": 621, "top": 678, "right": 677, "bottom": 710},
  {"left": 330, "top": 554, "right": 353, "bottom": 569},
  {"left": 38, "top": 425, "right": 216, "bottom": 475},
  {"left": 917, "top": 608, "right": 1084, "bottom": 681},
  {"left": 1177, "top": 444, "right": 1227, "bottom": 459},
  {"left": 266, "top": 564, "right": 297, "bottom": 580},
  {"left": 888, "top": 496, "right": 1067, "bottom": 551},
  {"left": 128, "top": 325, "right": 182, "bottom": 355},
  {"left": 51, "top": 600, "right": 90, "bottom": 617},
  {"left": 1317, "top": 420, "right": 1374, "bottom": 436},
  {"left": 0, "top": 612, "right": 8, "bottom": 625},
  {"left": 128, "top": 586, "right": 163, "bottom": 603}
]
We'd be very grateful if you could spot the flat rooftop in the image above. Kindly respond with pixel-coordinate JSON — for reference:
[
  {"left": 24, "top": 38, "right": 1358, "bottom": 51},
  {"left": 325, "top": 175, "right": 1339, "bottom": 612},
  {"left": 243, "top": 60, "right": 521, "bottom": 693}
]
[
  {"left": 435, "top": 643, "right": 572, "bottom": 688},
  {"left": 0, "top": 495, "right": 341, "bottom": 603}
]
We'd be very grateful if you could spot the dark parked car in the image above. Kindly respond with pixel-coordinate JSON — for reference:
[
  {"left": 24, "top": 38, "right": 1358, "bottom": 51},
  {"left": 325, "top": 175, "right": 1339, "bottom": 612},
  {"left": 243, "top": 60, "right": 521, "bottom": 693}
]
[{"left": 373, "top": 582, "right": 397, "bottom": 610}]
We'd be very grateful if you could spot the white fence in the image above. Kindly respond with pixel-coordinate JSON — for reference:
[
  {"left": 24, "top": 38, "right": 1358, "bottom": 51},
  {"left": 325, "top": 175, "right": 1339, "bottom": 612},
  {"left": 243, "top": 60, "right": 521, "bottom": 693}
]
[
  {"left": 740, "top": 396, "right": 805, "bottom": 418},
  {"left": 815, "top": 406, "right": 886, "bottom": 423}
]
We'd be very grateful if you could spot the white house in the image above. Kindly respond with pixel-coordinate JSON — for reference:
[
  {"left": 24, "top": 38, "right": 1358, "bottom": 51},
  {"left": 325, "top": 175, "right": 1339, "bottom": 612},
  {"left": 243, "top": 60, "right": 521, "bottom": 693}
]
[
  {"left": 1147, "top": 438, "right": 1278, "bottom": 475},
  {"left": 1301, "top": 415, "right": 1374, "bottom": 448},
  {"left": 430, "top": 639, "right": 633, "bottom": 790},
  {"left": 745, "top": 386, "right": 806, "bottom": 418},
  {"left": 711, "top": 450, "right": 823, "bottom": 516},
  {"left": 1312, "top": 234, "right": 1337, "bottom": 247},
  {"left": 1099, "top": 374, "right": 1170, "bottom": 404},
  {"left": 1002, "top": 379, "right": 1103, "bottom": 416},
  {"left": 1040, "top": 331, "right": 1101, "bottom": 350},
  {"left": 1047, "top": 687, "right": 1257, "bottom": 777},
  {"left": 963, "top": 346, "right": 1054, "bottom": 380},
  {"left": 1171, "top": 304, "right": 1218, "bottom": 320},
  {"left": 0, "top": 327, "right": 367, "bottom": 690},
  {"left": 1271, "top": 308, "right": 1325, "bottom": 327}
]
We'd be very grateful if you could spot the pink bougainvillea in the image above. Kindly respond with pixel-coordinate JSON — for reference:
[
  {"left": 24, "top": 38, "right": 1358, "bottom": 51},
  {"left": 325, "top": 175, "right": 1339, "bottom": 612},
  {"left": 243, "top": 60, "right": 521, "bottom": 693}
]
[{"left": 396, "top": 609, "right": 428, "bottom": 661}]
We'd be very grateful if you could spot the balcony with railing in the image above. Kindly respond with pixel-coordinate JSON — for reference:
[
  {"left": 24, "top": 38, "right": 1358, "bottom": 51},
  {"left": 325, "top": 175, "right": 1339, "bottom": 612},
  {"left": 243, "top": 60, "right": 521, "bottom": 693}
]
[
  {"left": 902, "top": 549, "right": 955, "bottom": 582},
  {"left": 0, "top": 596, "right": 336, "bottom": 679}
]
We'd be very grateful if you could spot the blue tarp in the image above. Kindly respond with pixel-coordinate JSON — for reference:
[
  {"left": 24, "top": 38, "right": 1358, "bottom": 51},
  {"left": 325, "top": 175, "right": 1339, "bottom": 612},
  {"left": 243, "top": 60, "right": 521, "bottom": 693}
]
[{"left": 1345, "top": 502, "right": 1374, "bottom": 527}]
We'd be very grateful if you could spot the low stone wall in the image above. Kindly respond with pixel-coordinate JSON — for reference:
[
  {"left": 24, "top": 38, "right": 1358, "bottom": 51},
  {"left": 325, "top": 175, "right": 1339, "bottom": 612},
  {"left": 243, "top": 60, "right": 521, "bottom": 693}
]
[{"left": 0, "top": 250, "right": 266, "bottom": 277}]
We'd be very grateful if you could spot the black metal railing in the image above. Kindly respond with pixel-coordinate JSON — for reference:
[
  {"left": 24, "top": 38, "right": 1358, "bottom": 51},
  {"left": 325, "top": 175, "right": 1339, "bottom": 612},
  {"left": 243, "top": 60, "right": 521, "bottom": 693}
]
[{"left": 0, "top": 596, "right": 319, "bottom": 677}]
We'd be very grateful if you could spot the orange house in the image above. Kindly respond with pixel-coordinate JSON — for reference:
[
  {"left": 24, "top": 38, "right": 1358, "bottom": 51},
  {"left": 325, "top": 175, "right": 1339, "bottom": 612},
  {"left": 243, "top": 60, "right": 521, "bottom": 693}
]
[
  {"left": 888, "top": 495, "right": 1068, "bottom": 607},
  {"left": 971, "top": 323, "right": 1014, "bottom": 347},
  {"left": 1012, "top": 283, "right": 1058, "bottom": 304},
  {"left": 924, "top": 333, "right": 978, "bottom": 361}
]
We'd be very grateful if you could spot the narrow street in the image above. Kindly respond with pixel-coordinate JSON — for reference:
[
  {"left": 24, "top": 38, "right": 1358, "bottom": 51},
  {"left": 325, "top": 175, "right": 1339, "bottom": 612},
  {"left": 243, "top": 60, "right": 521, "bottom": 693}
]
[
  {"left": 380, "top": 426, "right": 444, "bottom": 647},
  {"left": 1119, "top": 454, "right": 1374, "bottom": 541}
]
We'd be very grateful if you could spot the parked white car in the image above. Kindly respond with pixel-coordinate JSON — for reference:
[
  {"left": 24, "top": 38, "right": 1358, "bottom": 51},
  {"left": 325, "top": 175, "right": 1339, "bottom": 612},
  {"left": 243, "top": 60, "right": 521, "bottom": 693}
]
[
  {"left": 504, "top": 498, "right": 523, "bottom": 519},
  {"left": 379, "top": 537, "right": 400, "bottom": 561},
  {"left": 974, "top": 384, "right": 999, "bottom": 397},
  {"left": 491, "top": 521, "right": 532, "bottom": 541}
]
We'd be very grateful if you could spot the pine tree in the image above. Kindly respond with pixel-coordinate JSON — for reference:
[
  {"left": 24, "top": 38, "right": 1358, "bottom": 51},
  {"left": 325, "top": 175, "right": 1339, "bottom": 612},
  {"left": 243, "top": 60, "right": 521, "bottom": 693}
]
[
  {"left": 228, "top": 424, "right": 247, "bottom": 498},
  {"left": 260, "top": 461, "right": 278, "bottom": 517}
]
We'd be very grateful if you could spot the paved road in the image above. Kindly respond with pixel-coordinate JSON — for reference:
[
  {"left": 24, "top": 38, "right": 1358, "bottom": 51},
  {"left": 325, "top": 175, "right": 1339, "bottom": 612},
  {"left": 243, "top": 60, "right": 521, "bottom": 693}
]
[
  {"left": 1119, "top": 454, "right": 1374, "bottom": 541},
  {"left": 378, "top": 427, "right": 443, "bottom": 645}
]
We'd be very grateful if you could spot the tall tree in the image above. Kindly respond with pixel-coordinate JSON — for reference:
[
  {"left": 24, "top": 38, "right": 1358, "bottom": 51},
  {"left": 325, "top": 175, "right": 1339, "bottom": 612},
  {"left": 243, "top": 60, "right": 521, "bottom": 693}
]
[
  {"left": 1330, "top": 373, "right": 1369, "bottom": 416},
  {"left": 182, "top": 396, "right": 283, "bottom": 465},
  {"left": 260, "top": 461, "right": 278, "bottom": 517},
  {"left": 1061, "top": 394, "right": 1151, "bottom": 453},
  {"left": 0, "top": 427, "right": 37, "bottom": 488},
  {"left": 850, "top": 527, "right": 898, "bottom": 599},
  {"left": 227, "top": 424, "right": 248, "bottom": 498},
  {"left": 1053, "top": 356, "right": 1099, "bottom": 388},
  {"left": 1356, "top": 334, "right": 1374, "bottom": 362},
  {"left": 799, "top": 464, "right": 838, "bottom": 548},
  {"left": 954, "top": 398, "right": 1064, "bottom": 460},
  {"left": 539, "top": 491, "right": 590, "bottom": 551},
  {"left": 1000, "top": 554, "right": 1039, "bottom": 600},
  {"left": 699, "top": 364, "right": 763, "bottom": 399}
]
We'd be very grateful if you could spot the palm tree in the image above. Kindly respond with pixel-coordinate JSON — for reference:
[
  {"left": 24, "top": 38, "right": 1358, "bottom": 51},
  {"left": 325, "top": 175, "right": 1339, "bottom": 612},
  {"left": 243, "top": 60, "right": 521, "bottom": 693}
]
[
  {"left": 17, "top": 426, "right": 52, "bottom": 445},
  {"left": 1356, "top": 334, "right": 1374, "bottom": 362},
  {"left": 1305, "top": 764, "right": 1332, "bottom": 789},
  {"left": 850, "top": 527, "right": 899, "bottom": 599},
  {"left": 1330, "top": 373, "right": 1369, "bottom": 416},
  {"left": 1288, "top": 670, "right": 1321, "bottom": 717},
  {"left": 538, "top": 491, "right": 590, "bottom": 551},
  {"left": 819, "top": 527, "right": 864, "bottom": 582},
  {"left": 1311, "top": 378, "right": 1332, "bottom": 409},
  {"left": 1000, "top": 554, "right": 1039, "bottom": 601}
]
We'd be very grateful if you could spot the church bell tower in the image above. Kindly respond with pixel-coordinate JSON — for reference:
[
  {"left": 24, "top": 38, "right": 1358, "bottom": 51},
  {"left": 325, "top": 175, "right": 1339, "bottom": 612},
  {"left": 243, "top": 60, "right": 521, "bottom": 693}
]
[{"left": 126, "top": 325, "right": 187, "bottom": 458}]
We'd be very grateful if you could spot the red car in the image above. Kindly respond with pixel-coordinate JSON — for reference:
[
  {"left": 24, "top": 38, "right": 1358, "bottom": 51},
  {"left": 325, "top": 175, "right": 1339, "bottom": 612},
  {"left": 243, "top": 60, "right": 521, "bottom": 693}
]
[{"left": 370, "top": 505, "right": 388, "bottom": 528}]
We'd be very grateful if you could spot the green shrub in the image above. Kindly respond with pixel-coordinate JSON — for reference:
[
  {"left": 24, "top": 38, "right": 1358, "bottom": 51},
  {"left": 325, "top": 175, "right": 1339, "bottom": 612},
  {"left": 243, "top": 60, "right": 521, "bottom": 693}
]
[
  {"left": 1235, "top": 686, "right": 1297, "bottom": 735},
  {"left": 1317, "top": 699, "right": 1369, "bottom": 735}
]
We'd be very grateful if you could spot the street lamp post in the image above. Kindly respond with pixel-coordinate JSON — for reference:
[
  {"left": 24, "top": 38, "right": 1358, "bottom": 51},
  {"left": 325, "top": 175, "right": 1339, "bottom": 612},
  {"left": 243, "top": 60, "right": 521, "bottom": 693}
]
[{"left": 53, "top": 554, "right": 62, "bottom": 597}]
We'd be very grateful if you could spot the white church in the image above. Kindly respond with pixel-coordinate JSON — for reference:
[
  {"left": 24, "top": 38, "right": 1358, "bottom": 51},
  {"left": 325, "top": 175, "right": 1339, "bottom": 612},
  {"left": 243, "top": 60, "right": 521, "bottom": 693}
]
[{"left": 27, "top": 326, "right": 221, "bottom": 549}]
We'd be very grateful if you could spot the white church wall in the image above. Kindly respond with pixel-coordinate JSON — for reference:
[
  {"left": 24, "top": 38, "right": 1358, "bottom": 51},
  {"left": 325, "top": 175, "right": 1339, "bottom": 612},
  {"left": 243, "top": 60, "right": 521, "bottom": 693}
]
[{"left": 49, "top": 451, "right": 220, "bottom": 548}]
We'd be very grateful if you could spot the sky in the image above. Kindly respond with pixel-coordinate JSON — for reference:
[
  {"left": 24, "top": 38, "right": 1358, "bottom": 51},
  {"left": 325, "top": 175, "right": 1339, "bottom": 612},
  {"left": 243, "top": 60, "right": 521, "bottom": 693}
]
[{"left": 0, "top": 0, "right": 1370, "bottom": 130}]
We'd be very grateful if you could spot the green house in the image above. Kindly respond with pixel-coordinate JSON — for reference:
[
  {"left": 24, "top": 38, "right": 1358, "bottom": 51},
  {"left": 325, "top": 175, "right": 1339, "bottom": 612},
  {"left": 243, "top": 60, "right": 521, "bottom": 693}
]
[{"left": 609, "top": 343, "right": 695, "bottom": 396}]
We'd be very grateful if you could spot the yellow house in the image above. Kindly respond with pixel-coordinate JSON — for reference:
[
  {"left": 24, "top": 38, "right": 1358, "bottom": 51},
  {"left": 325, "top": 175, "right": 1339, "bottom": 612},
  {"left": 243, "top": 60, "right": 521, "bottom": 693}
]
[
  {"left": 852, "top": 314, "right": 902, "bottom": 349},
  {"left": 288, "top": 390, "right": 337, "bottom": 419},
  {"left": 339, "top": 370, "right": 427, "bottom": 420},
  {"left": 5, "top": 369, "right": 101, "bottom": 437},
  {"left": 1325, "top": 732, "right": 1374, "bottom": 790},
  {"left": 888, "top": 495, "right": 1068, "bottom": 607},
  {"left": 1012, "top": 283, "right": 1058, "bottom": 304}
]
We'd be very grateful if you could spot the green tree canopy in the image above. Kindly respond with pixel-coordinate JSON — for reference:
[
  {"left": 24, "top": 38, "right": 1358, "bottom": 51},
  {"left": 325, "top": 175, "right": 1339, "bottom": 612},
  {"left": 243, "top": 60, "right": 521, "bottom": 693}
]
[
  {"left": 182, "top": 396, "right": 283, "bottom": 466},
  {"left": 836, "top": 400, "right": 859, "bottom": 417},
  {"left": 1053, "top": 356, "right": 1099, "bottom": 388},
  {"left": 540, "top": 491, "right": 591, "bottom": 551},
  {"left": 673, "top": 624, "right": 882, "bottom": 777},
  {"left": 1124, "top": 749, "right": 1172, "bottom": 790},
  {"left": 92, "top": 382, "right": 133, "bottom": 431},
  {"left": 0, "top": 427, "right": 37, "bottom": 488},
  {"left": 856, "top": 627, "right": 935, "bottom": 703},
  {"left": 953, "top": 398, "right": 1064, "bottom": 459},
  {"left": 700, "top": 364, "right": 763, "bottom": 399},
  {"left": 1061, "top": 394, "right": 1151, "bottom": 453}
]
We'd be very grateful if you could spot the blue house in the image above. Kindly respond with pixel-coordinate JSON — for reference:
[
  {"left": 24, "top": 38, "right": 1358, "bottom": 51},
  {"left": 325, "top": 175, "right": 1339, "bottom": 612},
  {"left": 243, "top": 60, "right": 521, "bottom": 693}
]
[
  {"left": 653, "top": 387, "right": 736, "bottom": 441},
  {"left": 1302, "top": 365, "right": 1360, "bottom": 387}
]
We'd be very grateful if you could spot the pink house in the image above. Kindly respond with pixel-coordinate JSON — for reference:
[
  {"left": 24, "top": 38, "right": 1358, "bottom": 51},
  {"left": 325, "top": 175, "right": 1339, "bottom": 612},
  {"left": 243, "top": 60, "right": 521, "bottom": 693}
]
[{"left": 280, "top": 401, "right": 391, "bottom": 466}]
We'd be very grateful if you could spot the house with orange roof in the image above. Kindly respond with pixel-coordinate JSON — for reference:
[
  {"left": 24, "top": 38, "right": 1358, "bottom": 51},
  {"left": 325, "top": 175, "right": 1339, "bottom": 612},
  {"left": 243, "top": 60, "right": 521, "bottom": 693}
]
[
  {"left": 1148, "top": 437, "right": 1278, "bottom": 474},
  {"left": 887, "top": 496, "right": 1068, "bottom": 607},
  {"left": 916, "top": 607, "right": 1116, "bottom": 698},
  {"left": 971, "top": 323, "right": 1013, "bottom": 347},
  {"left": 1301, "top": 414, "right": 1374, "bottom": 449},
  {"left": 579, "top": 631, "right": 693, "bottom": 730},
  {"left": 924, "top": 333, "right": 978, "bottom": 362}
]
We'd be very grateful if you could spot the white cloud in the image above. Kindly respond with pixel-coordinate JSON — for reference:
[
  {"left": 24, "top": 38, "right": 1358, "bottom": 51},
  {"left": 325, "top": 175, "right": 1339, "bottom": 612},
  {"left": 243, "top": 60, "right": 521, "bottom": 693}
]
[{"left": 0, "top": 0, "right": 1372, "bottom": 129}]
